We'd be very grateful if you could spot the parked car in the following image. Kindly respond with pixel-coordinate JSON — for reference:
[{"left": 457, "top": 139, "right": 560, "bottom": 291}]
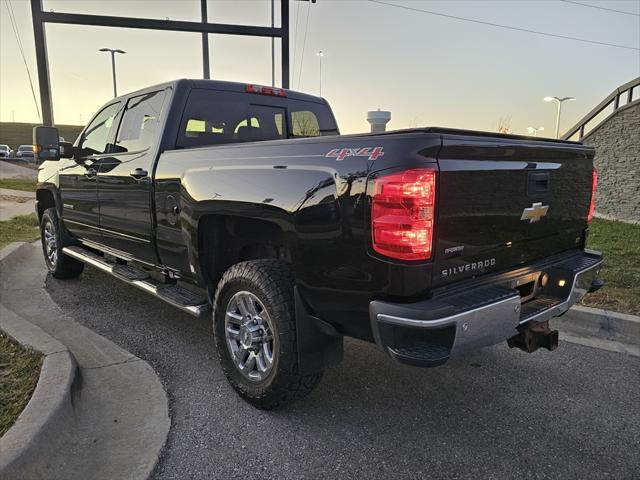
[
  {"left": 33, "top": 79, "right": 604, "bottom": 409},
  {"left": 16, "top": 144, "right": 35, "bottom": 160},
  {"left": 0, "top": 144, "right": 12, "bottom": 158}
]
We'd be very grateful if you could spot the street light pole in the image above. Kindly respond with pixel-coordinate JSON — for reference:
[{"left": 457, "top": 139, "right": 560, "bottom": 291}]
[
  {"left": 271, "top": 0, "right": 275, "bottom": 87},
  {"left": 544, "top": 96, "right": 576, "bottom": 138},
  {"left": 99, "top": 48, "right": 126, "bottom": 97},
  {"left": 316, "top": 50, "right": 323, "bottom": 97}
]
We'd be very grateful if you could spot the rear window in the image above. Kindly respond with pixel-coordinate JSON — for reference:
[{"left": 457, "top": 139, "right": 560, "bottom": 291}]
[{"left": 176, "top": 89, "right": 337, "bottom": 149}]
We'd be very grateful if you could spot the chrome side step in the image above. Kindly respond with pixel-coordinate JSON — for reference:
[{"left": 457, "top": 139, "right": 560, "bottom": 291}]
[{"left": 62, "top": 246, "right": 211, "bottom": 318}]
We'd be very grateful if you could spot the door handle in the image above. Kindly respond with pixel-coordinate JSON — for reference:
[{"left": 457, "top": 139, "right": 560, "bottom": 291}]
[{"left": 130, "top": 168, "right": 148, "bottom": 179}]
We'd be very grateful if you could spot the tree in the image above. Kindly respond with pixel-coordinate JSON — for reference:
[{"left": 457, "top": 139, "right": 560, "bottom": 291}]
[{"left": 497, "top": 116, "right": 512, "bottom": 134}]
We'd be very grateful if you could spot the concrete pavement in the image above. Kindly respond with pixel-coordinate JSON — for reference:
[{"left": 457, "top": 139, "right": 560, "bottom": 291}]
[
  {"left": 0, "top": 188, "right": 35, "bottom": 221},
  {"left": 44, "top": 259, "right": 640, "bottom": 479},
  {"left": 0, "top": 243, "right": 170, "bottom": 480},
  {"left": 0, "top": 161, "right": 37, "bottom": 179}
]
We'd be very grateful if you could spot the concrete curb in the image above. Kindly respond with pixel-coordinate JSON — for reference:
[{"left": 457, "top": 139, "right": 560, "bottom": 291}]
[
  {"left": 0, "top": 304, "right": 78, "bottom": 479},
  {"left": 0, "top": 241, "right": 27, "bottom": 262},
  {"left": 553, "top": 305, "right": 640, "bottom": 348}
]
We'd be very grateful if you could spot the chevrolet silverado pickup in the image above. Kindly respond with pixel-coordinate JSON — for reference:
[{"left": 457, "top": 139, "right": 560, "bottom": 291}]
[{"left": 33, "top": 79, "right": 603, "bottom": 409}]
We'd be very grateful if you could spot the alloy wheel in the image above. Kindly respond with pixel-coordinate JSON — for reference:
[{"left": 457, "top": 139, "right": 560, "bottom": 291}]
[
  {"left": 43, "top": 220, "right": 57, "bottom": 267},
  {"left": 224, "top": 291, "right": 276, "bottom": 382}
]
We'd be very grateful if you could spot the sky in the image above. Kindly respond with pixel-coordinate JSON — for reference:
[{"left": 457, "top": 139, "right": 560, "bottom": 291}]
[{"left": 1, "top": 0, "right": 639, "bottom": 136}]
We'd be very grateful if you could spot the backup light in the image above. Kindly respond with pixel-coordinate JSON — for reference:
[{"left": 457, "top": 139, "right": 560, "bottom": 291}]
[{"left": 371, "top": 168, "right": 436, "bottom": 261}]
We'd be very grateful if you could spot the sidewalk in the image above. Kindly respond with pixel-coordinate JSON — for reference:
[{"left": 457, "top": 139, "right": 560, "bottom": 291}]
[
  {"left": 0, "top": 243, "right": 170, "bottom": 480},
  {"left": 0, "top": 161, "right": 37, "bottom": 180},
  {"left": 0, "top": 188, "right": 35, "bottom": 221}
]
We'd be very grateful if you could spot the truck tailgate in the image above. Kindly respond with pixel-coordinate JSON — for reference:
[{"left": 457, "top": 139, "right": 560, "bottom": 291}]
[{"left": 433, "top": 134, "right": 595, "bottom": 287}]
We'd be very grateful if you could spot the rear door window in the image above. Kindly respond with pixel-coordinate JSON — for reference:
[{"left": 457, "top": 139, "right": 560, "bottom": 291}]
[{"left": 115, "top": 90, "right": 167, "bottom": 153}]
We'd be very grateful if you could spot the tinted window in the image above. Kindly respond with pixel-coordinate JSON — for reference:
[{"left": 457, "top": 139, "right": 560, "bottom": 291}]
[
  {"left": 177, "top": 89, "right": 338, "bottom": 148},
  {"left": 178, "top": 90, "right": 248, "bottom": 148},
  {"left": 288, "top": 100, "right": 338, "bottom": 138},
  {"left": 79, "top": 102, "right": 120, "bottom": 155},
  {"left": 115, "top": 90, "right": 167, "bottom": 153},
  {"left": 291, "top": 110, "right": 320, "bottom": 137},
  {"left": 234, "top": 105, "right": 286, "bottom": 142}
]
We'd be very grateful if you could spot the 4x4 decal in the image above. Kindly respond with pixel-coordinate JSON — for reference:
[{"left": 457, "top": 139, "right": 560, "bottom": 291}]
[{"left": 325, "top": 146, "right": 384, "bottom": 161}]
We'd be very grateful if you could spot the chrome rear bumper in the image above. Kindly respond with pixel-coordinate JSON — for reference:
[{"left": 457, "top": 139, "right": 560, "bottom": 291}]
[{"left": 369, "top": 250, "right": 603, "bottom": 367}]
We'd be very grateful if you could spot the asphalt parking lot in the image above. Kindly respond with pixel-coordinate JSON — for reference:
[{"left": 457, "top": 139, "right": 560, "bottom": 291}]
[{"left": 46, "top": 268, "right": 640, "bottom": 480}]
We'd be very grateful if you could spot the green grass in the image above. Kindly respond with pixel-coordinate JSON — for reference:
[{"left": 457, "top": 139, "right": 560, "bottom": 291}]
[
  {"left": 0, "top": 334, "right": 43, "bottom": 437},
  {"left": 0, "top": 213, "right": 40, "bottom": 249},
  {"left": 582, "top": 218, "right": 640, "bottom": 315},
  {"left": 0, "top": 178, "right": 36, "bottom": 192},
  {"left": 0, "top": 122, "right": 83, "bottom": 150}
]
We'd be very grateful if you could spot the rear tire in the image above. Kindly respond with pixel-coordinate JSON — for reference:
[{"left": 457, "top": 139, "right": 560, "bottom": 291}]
[
  {"left": 213, "top": 259, "right": 323, "bottom": 409},
  {"left": 40, "top": 208, "right": 84, "bottom": 279}
]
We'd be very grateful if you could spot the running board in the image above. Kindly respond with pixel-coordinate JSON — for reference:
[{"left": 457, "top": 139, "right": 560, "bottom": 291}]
[{"left": 62, "top": 246, "right": 210, "bottom": 318}]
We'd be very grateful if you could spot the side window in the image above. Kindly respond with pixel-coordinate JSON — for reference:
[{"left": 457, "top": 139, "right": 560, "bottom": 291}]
[
  {"left": 78, "top": 102, "right": 121, "bottom": 155},
  {"left": 291, "top": 110, "right": 320, "bottom": 137},
  {"left": 115, "top": 90, "right": 167, "bottom": 153}
]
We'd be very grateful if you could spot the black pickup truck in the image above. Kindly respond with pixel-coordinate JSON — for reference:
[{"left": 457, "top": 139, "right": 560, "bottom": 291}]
[{"left": 33, "top": 79, "right": 603, "bottom": 409}]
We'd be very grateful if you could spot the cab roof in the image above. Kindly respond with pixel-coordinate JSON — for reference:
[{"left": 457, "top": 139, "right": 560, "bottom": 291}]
[{"left": 116, "top": 79, "right": 327, "bottom": 105}]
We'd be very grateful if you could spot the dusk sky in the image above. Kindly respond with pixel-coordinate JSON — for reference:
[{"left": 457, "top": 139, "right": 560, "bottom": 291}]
[{"left": 1, "top": 0, "right": 639, "bottom": 136}]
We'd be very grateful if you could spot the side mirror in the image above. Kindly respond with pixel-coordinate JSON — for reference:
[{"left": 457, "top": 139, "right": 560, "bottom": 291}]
[{"left": 33, "top": 126, "right": 60, "bottom": 162}]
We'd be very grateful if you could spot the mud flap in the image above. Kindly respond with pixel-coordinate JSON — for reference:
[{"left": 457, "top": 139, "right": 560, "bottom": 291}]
[{"left": 294, "top": 286, "right": 344, "bottom": 375}]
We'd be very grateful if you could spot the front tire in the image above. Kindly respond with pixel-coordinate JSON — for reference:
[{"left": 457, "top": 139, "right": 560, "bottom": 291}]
[
  {"left": 40, "top": 208, "right": 84, "bottom": 279},
  {"left": 213, "top": 259, "right": 322, "bottom": 409}
]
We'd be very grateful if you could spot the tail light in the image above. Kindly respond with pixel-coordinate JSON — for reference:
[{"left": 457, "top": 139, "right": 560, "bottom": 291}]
[
  {"left": 371, "top": 168, "right": 436, "bottom": 261},
  {"left": 587, "top": 168, "right": 597, "bottom": 223}
]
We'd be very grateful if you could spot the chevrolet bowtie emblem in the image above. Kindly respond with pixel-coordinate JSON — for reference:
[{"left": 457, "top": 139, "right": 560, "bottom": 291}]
[{"left": 521, "top": 202, "right": 549, "bottom": 223}]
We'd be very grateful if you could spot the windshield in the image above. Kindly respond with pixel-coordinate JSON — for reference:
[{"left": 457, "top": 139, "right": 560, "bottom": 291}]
[
  {"left": 0, "top": 145, "right": 9, "bottom": 151},
  {"left": 18, "top": 145, "right": 33, "bottom": 151}
]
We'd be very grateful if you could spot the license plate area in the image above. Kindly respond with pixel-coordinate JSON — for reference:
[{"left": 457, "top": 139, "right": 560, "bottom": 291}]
[{"left": 506, "top": 272, "right": 541, "bottom": 303}]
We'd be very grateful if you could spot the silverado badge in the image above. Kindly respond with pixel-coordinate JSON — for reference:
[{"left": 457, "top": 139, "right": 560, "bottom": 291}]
[{"left": 520, "top": 202, "right": 549, "bottom": 223}]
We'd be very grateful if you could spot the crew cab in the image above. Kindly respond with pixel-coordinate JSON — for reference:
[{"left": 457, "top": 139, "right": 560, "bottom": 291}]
[{"left": 33, "top": 79, "right": 603, "bottom": 409}]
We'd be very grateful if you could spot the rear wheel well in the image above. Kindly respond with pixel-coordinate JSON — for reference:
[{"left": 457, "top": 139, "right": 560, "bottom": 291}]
[
  {"left": 36, "top": 189, "right": 56, "bottom": 222},
  {"left": 198, "top": 215, "right": 291, "bottom": 291}
]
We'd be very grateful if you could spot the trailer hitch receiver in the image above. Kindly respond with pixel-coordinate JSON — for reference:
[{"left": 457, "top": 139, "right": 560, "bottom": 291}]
[{"left": 507, "top": 322, "right": 559, "bottom": 353}]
